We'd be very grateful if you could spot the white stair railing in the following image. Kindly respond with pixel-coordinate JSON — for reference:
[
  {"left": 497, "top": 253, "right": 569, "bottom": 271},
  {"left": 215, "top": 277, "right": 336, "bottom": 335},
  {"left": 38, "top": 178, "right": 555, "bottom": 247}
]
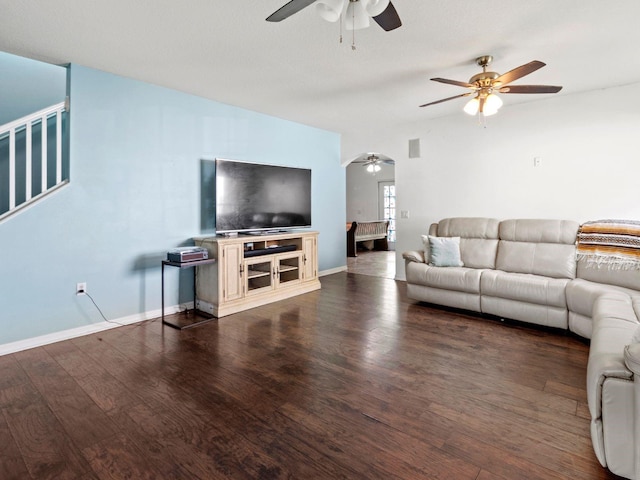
[{"left": 0, "top": 101, "right": 67, "bottom": 222}]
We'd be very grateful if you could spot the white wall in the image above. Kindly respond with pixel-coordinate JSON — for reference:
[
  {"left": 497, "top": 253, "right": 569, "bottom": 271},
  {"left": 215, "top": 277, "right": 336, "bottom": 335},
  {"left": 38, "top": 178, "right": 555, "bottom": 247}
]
[
  {"left": 346, "top": 162, "right": 394, "bottom": 221},
  {"left": 342, "top": 82, "right": 640, "bottom": 280}
]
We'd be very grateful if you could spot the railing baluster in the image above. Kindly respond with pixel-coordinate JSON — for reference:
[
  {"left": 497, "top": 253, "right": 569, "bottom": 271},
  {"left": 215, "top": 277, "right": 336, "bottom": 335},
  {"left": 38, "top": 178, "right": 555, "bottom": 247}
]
[
  {"left": 25, "top": 122, "right": 32, "bottom": 201},
  {"left": 0, "top": 102, "right": 66, "bottom": 222},
  {"left": 9, "top": 128, "right": 16, "bottom": 210},
  {"left": 56, "top": 110, "right": 62, "bottom": 184},
  {"left": 41, "top": 115, "right": 47, "bottom": 193}
]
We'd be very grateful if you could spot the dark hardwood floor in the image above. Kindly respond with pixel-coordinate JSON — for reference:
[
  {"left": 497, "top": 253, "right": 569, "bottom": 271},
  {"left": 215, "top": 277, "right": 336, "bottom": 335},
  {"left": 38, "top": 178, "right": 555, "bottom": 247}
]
[{"left": 0, "top": 273, "right": 621, "bottom": 479}]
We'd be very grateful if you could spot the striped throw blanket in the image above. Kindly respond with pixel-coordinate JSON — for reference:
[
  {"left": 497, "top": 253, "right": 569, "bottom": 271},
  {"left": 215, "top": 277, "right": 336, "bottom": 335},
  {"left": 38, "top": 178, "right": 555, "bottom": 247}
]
[{"left": 577, "top": 219, "right": 640, "bottom": 269}]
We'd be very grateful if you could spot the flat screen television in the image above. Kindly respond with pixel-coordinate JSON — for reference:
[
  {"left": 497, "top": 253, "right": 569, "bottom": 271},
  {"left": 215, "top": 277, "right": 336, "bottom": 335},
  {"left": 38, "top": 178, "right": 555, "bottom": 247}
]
[{"left": 206, "top": 158, "right": 312, "bottom": 234}]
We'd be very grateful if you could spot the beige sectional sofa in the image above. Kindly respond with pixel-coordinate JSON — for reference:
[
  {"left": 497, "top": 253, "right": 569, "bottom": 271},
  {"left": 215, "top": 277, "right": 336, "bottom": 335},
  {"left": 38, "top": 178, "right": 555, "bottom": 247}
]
[
  {"left": 403, "top": 217, "right": 640, "bottom": 480},
  {"left": 567, "top": 260, "right": 640, "bottom": 339}
]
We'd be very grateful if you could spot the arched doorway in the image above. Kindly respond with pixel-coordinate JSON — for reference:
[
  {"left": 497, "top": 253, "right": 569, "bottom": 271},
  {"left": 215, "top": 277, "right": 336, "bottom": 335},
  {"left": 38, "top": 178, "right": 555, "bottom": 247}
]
[{"left": 345, "top": 153, "right": 395, "bottom": 279}]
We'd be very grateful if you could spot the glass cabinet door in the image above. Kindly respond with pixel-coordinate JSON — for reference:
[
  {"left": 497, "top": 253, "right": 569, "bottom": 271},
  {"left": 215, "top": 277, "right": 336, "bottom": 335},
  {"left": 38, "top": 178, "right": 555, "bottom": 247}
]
[
  {"left": 277, "top": 253, "right": 302, "bottom": 286},
  {"left": 244, "top": 258, "right": 274, "bottom": 295}
]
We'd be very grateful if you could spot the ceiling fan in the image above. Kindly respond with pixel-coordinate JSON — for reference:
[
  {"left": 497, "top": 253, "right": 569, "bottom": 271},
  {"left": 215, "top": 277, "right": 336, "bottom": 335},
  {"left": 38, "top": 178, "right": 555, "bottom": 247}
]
[
  {"left": 420, "top": 55, "right": 563, "bottom": 116},
  {"left": 266, "top": 0, "right": 402, "bottom": 32},
  {"left": 352, "top": 153, "right": 395, "bottom": 173}
]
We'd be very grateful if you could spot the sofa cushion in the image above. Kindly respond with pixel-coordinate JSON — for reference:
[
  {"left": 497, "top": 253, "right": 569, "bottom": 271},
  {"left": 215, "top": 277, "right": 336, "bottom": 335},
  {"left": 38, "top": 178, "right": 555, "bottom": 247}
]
[
  {"left": 481, "top": 296, "right": 569, "bottom": 329},
  {"left": 592, "top": 292, "right": 640, "bottom": 325},
  {"left": 406, "top": 284, "right": 482, "bottom": 312},
  {"left": 567, "top": 278, "right": 639, "bottom": 319},
  {"left": 569, "top": 311, "right": 594, "bottom": 340},
  {"left": 499, "top": 218, "right": 579, "bottom": 244},
  {"left": 459, "top": 238, "right": 499, "bottom": 269},
  {"left": 496, "top": 219, "right": 579, "bottom": 279},
  {"left": 577, "top": 260, "right": 640, "bottom": 291},
  {"left": 435, "top": 217, "right": 500, "bottom": 269},
  {"left": 481, "top": 270, "right": 569, "bottom": 308},
  {"left": 428, "top": 236, "right": 464, "bottom": 267},
  {"left": 405, "top": 262, "right": 483, "bottom": 294},
  {"left": 496, "top": 241, "right": 577, "bottom": 279}
]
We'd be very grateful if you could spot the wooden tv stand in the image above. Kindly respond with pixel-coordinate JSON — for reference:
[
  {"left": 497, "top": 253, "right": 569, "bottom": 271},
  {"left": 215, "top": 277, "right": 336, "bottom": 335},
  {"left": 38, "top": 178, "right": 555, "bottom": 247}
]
[{"left": 193, "top": 231, "right": 320, "bottom": 317}]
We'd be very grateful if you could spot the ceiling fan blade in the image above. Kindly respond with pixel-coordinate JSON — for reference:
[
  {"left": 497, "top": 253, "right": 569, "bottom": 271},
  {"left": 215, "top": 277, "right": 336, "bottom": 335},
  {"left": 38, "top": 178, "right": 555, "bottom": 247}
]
[
  {"left": 499, "top": 85, "right": 563, "bottom": 94},
  {"left": 372, "top": 2, "right": 402, "bottom": 31},
  {"left": 381, "top": 159, "right": 395, "bottom": 165},
  {"left": 266, "top": 0, "right": 316, "bottom": 22},
  {"left": 431, "top": 77, "right": 476, "bottom": 89},
  {"left": 494, "top": 60, "right": 545, "bottom": 86},
  {"left": 419, "top": 92, "right": 473, "bottom": 108}
]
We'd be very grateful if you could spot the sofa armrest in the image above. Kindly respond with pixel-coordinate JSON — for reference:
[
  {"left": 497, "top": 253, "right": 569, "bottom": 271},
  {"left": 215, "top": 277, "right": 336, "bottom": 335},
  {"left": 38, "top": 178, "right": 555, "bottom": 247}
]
[
  {"left": 587, "top": 309, "right": 636, "bottom": 421},
  {"left": 624, "top": 343, "right": 640, "bottom": 479},
  {"left": 625, "top": 343, "right": 640, "bottom": 375},
  {"left": 402, "top": 250, "right": 425, "bottom": 263}
]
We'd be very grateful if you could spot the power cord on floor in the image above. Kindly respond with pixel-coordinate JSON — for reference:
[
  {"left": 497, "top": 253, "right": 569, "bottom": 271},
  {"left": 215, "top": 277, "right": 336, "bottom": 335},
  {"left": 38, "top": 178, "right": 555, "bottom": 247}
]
[
  {"left": 83, "top": 291, "right": 128, "bottom": 327},
  {"left": 79, "top": 289, "right": 167, "bottom": 330}
]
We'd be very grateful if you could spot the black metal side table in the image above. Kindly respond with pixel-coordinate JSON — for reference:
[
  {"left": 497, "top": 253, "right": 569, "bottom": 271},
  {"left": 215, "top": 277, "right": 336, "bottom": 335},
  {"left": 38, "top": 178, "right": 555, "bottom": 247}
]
[{"left": 161, "top": 258, "right": 216, "bottom": 329}]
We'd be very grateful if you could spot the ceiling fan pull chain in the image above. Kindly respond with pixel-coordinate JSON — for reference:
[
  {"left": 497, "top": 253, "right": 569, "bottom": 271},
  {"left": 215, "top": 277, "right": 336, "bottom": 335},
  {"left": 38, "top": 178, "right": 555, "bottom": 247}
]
[
  {"left": 478, "top": 112, "right": 487, "bottom": 128},
  {"left": 351, "top": 4, "right": 356, "bottom": 50},
  {"left": 339, "top": 13, "right": 343, "bottom": 43}
]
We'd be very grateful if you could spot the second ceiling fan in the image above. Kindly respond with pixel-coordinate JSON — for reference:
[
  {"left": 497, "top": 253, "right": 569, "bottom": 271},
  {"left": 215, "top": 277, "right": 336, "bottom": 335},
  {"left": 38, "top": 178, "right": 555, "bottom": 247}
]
[
  {"left": 420, "top": 55, "right": 563, "bottom": 116},
  {"left": 352, "top": 153, "right": 395, "bottom": 173},
  {"left": 266, "top": 0, "right": 402, "bottom": 32}
]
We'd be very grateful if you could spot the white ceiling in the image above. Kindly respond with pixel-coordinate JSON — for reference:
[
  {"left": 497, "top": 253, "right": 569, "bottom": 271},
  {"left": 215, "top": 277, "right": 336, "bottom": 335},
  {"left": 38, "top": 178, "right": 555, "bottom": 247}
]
[{"left": 1, "top": 1, "right": 639, "bottom": 139}]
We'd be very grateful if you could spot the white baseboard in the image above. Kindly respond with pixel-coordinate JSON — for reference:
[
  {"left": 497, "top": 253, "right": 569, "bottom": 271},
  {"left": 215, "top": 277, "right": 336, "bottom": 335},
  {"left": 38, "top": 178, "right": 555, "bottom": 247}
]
[
  {"left": 319, "top": 265, "right": 347, "bottom": 277},
  {"left": 0, "top": 302, "right": 193, "bottom": 356},
  {"left": 1, "top": 266, "right": 352, "bottom": 356}
]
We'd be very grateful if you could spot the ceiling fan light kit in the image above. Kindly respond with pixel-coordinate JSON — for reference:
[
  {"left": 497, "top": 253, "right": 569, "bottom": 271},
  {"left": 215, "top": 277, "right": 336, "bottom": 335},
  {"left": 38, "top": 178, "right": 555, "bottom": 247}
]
[
  {"left": 351, "top": 153, "right": 395, "bottom": 175},
  {"left": 316, "top": 0, "right": 345, "bottom": 22},
  {"left": 364, "top": 0, "right": 391, "bottom": 18},
  {"left": 464, "top": 92, "right": 503, "bottom": 116},
  {"left": 463, "top": 97, "right": 480, "bottom": 116},
  {"left": 267, "top": 0, "right": 401, "bottom": 33},
  {"left": 337, "top": 0, "right": 389, "bottom": 31},
  {"left": 483, "top": 93, "right": 503, "bottom": 115},
  {"left": 345, "top": 1, "right": 371, "bottom": 30},
  {"left": 421, "top": 55, "right": 563, "bottom": 121}
]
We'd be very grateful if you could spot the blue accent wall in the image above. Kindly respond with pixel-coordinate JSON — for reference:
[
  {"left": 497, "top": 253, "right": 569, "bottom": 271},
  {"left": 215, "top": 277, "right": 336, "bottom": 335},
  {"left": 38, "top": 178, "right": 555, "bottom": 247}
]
[
  {"left": 0, "top": 64, "right": 345, "bottom": 345},
  {"left": 0, "top": 51, "right": 66, "bottom": 125}
]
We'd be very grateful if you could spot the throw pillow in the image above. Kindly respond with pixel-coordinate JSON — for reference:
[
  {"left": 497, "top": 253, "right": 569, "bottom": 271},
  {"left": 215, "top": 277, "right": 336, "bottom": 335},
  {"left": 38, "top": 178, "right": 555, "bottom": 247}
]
[
  {"left": 428, "top": 236, "right": 464, "bottom": 267},
  {"left": 421, "top": 234, "right": 431, "bottom": 263}
]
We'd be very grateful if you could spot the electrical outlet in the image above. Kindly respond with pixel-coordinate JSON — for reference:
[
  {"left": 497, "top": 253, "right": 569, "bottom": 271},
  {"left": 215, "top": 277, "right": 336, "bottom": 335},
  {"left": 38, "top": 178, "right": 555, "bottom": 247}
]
[{"left": 76, "top": 282, "right": 87, "bottom": 295}]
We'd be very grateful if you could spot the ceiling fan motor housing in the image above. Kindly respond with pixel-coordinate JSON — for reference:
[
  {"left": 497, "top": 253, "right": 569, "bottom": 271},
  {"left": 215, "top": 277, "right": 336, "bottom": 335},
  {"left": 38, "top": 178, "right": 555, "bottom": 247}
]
[
  {"left": 470, "top": 55, "right": 500, "bottom": 90},
  {"left": 476, "top": 55, "right": 493, "bottom": 67},
  {"left": 469, "top": 71, "right": 499, "bottom": 87}
]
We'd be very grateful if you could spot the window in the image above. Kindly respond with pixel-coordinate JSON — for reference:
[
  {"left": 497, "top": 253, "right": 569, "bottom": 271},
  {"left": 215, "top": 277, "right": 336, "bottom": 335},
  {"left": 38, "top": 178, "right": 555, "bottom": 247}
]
[{"left": 380, "top": 183, "right": 396, "bottom": 243}]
